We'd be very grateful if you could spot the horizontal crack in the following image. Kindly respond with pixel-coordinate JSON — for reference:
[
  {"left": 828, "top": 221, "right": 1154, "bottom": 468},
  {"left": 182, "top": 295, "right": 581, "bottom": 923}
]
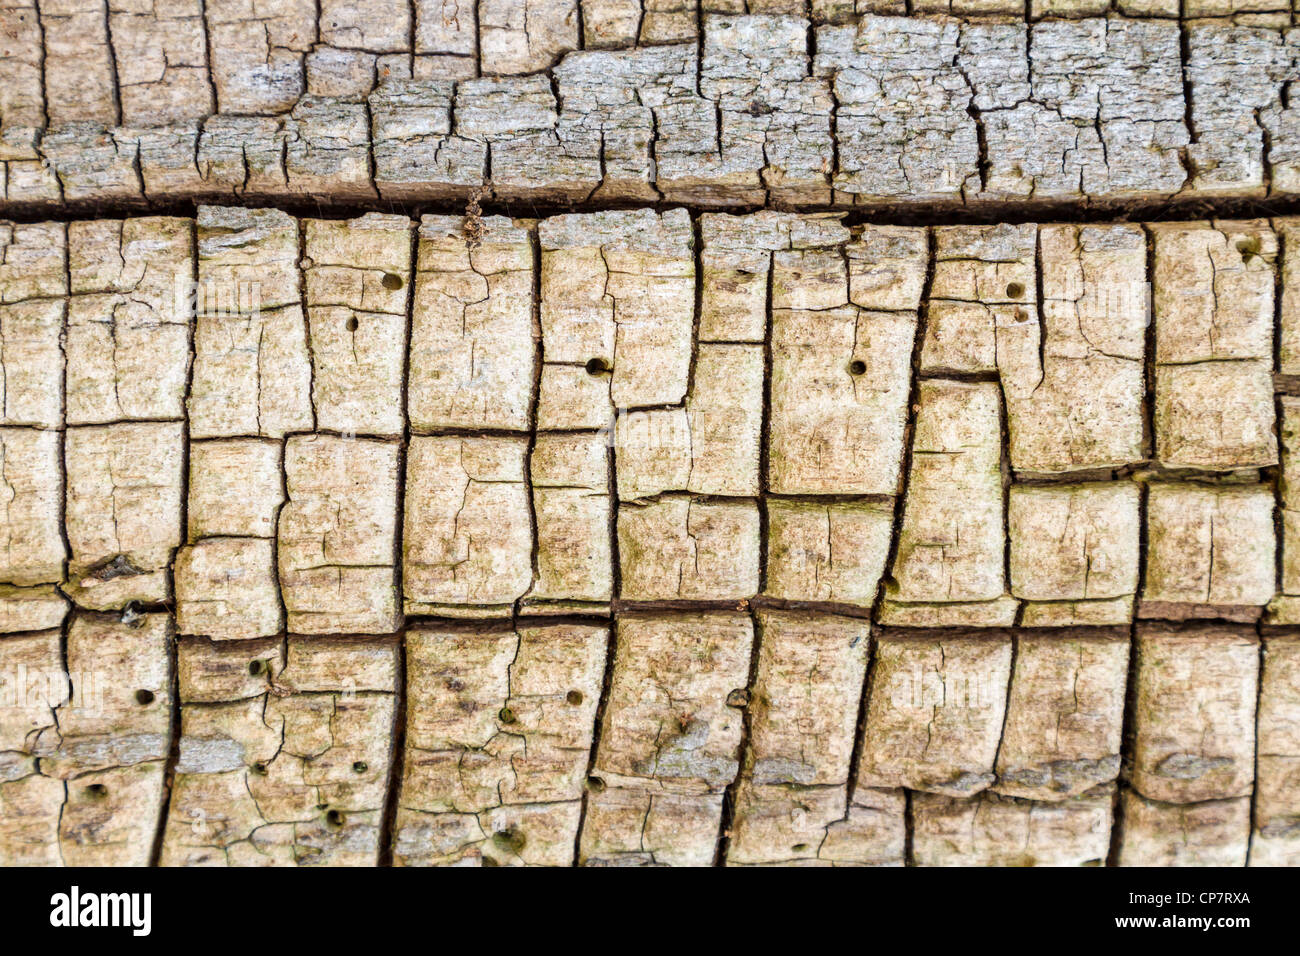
[{"left": 1, "top": 192, "right": 1299, "bottom": 229}]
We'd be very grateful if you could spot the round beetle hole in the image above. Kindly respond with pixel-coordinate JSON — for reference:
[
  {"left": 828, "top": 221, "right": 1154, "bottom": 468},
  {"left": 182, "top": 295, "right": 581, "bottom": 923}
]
[
  {"left": 1006, "top": 282, "right": 1025, "bottom": 299},
  {"left": 248, "top": 659, "right": 267, "bottom": 677},
  {"left": 381, "top": 273, "right": 404, "bottom": 290},
  {"left": 325, "top": 809, "right": 345, "bottom": 829},
  {"left": 585, "top": 357, "right": 610, "bottom": 375},
  {"left": 346, "top": 316, "right": 359, "bottom": 332},
  {"left": 352, "top": 761, "right": 368, "bottom": 774},
  {"left": 85, "top": 783, "right": 108, "bottom": 799},
  {"left": 566, "top": 690, "right": 584, "bottom": 706},
  {"left": 587, "top": 775, "right": 606, "bottom": 793},
  {"left": 134, "top": 689, "right": 155, "bottom": 706},
  {"left": 492, "top": 826, "right": 527, "bottom": 853},
  {"left": 498, "top": 706, "right": 516, "bottom": 724},
  {"left": 847, "top": 359, "right": 867, "bottom": 376}
]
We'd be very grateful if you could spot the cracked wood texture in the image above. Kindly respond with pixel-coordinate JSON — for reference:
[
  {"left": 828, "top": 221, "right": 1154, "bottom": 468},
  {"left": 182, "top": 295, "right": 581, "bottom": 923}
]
[
  {"left": 0, "top": 205, "right": 1296, "bottom": 866},
  {"left": 7, "top": 9, "right": 1300, "bottom": 208},
  {"left": 2, "top": 2, "right": 1300, "bottom": 869}
]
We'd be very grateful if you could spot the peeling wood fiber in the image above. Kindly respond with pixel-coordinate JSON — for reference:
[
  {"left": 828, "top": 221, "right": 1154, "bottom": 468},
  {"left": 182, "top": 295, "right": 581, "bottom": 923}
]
[{"left": 6, "top": 10, "right": 1300, "bottom": 210}]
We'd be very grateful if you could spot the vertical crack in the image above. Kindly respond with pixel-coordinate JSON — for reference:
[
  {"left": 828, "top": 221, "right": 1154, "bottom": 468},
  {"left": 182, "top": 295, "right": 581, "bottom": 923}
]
[
  {"left": 714, "top": 603, "right": 762, "bottom": 866},
  {"left": 376, "top": 626, "right": 408, "bottom": 866},
  {"left": 873, "top": 227, "right": 934, "bottom": 622}
]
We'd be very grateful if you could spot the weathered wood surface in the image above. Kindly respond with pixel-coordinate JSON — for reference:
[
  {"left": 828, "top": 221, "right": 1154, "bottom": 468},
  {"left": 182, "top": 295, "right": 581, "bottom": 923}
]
[
  {"left": 0, "top": 208, "right": 1259, "bottom": 629},
  {"left": 7, "top": 11, "right": 1300, "bottom": 208},
  {"left": 0, "top": 201, "right": 1297, "bottom": 867}
]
